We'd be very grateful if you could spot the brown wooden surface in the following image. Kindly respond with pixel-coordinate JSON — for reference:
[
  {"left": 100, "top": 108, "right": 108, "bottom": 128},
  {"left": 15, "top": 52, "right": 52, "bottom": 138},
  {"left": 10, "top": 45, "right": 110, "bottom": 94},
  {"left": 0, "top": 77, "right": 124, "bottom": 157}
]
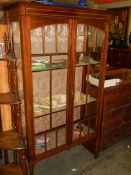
[
  {"left": 107, "top": 48, "right": 131, "bottom": 69},
  {"left": 0, "top": 163, "right": 23, "bottom": 175},
  {"left": 0, "top": 93, "right": 21, "bottom": 105},
  {"left": 88, "top": 69, "right": 131, "bottom": 151},
  {"left": 100, "top": 72, "right": 131, "bottom": 150},
  {"left": 0, "top": 130, "right": 24, "bottom": 150},
  {"left": 100, "top": 122, "right": 131, "bottom": 150}
]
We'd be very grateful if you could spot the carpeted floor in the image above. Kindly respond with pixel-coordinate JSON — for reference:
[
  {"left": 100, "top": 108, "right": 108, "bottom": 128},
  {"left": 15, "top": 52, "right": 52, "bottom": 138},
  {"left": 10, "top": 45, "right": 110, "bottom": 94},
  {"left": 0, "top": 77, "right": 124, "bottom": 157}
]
[
  {"left": 75, "top": 138, "right": 131, "bottom": 175},
  {"left": 33, "top": 136, "right": 131, "bottom": 175},
  {"left": 0, "top": 136, "right": 130, "bottom": 175}
]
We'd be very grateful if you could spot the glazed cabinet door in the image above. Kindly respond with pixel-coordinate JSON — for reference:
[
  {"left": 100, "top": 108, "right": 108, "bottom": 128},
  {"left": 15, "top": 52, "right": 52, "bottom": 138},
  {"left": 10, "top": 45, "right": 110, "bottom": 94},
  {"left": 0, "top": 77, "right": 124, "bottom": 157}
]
[
  {"left": 72, "top": 19, "right": 107, "bottom": 145},
  {"left": 10, "top": 16, "right": 72, "bottom": 157},
  {"left": 29, "top": 17, "right": 71, "bottom": 156}
]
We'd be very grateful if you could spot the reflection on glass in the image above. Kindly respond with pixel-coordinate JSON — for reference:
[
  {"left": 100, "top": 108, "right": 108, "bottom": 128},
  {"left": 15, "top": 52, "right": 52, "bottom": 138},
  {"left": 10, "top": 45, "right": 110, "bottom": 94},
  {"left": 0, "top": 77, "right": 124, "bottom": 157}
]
[
  {"left": 31, "top": 24, "right": 69, "bottom": 55},
  {"left": 45, "top": 25, "right": 56, "bottom": 53},
  {"left": 57, "top": 24, "right": 68, "bottom": 53},
  {"left": 33, "top": 70, "right": 50, "bottom": 116},
  {"left": 76, "top": 24, "right": 84, "bottom": 52},
  {"left": 96, "top": 28, "right": 104, "bottom": 49}
]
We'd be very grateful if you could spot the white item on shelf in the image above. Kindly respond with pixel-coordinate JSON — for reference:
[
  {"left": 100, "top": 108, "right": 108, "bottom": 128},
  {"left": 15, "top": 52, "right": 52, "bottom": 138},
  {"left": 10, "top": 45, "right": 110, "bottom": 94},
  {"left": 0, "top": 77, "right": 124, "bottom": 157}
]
[{"left": 89, "top": 75, "right": 121, "bottom": 88}]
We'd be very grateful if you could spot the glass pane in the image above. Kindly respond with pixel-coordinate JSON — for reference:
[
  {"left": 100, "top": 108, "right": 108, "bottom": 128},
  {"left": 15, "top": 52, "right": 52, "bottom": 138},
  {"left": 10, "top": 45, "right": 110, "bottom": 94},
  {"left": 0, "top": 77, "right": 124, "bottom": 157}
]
[
  {"left": 44, "top": 25, "right": 56, "bottom": 53},
  {"left": 76, "top": 24, "right": 84, "bottom": 52},
  {"left": 12, "top": 22, "right": 21, "bottom": 58},
  {"left": 31, "top": 21, "right": 69, "bottom": 154},
  {"left": 12, "top": 21, "right": 26, "bottom": 137},
  {"left": 31, "top": 27, "right": 43, "bottom": 54},
  {"left": 57, "top": 24, "right": 68, "bottom": 53},
  {"left": 57, "top": 127, "right": 66, "bottom": 146},
  {"left": 32, "top": 63, "right": 50, "bottom": 116}
]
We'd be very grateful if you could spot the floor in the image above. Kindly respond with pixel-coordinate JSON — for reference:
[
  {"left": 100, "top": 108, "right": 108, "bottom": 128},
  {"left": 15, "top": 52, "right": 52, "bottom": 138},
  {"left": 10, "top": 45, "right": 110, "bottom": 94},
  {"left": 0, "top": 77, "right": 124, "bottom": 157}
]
[
  {"left": 0, "top": 137, "right": 131, "bottom": 175},
  {"left": 34, "top": 137, "right": 131, "bottom": 175}
]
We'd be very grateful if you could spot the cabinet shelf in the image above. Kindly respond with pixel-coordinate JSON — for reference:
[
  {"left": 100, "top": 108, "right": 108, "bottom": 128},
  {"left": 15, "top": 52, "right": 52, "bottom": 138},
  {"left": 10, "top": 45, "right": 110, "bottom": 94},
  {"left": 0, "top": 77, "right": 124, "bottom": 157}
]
[
  {"left": 33, "top": 94, "right": 97, "bottom": 118},
  {"left": 0, "top": 93, "right": 21, "bottom": 105},
  {"left": 32, "top": 66, "right": 67, "bottom": 72},
  {"left": 0, "top": 130, "right": 24, "bottom": 150},
  {"left": 0, "top": 57, "right": 17, "bottom": 62},
  {"left": 32, "top": 61, "right": 100, "bottom": 72},
  {"left": 34, "top": 107, "right": 66, "bottom": 118},
  {"left": 0, "top": 163, "right": 23, "bottom": 175},
  {"left": 76, "top": 60, "right": 100, "bottom": 67}
]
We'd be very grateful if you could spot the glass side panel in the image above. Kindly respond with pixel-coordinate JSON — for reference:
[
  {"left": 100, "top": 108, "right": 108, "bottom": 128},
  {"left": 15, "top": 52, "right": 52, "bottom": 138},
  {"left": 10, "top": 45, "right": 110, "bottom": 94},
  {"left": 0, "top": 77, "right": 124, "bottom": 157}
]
[
  {"left": 30, "top": 22, "right": 69, "bottom": 155},
  {"left": 12, "top": 22, "right": 21, "bottom": 58},
  {"left": 73, "top": 23, "right": 104, "bottom": 142},
  {"left": 12, "top": 21, "right": 26, "bottom": 137}
]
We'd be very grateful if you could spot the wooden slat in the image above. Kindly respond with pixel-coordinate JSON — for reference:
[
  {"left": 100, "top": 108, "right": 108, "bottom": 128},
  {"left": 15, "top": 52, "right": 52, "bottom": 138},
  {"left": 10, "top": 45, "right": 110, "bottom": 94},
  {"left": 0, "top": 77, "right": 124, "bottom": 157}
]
[
  {"left": 0, "top": 163, "right": 23, "bottom": 175},
  {"left": 0, "top": 93, "right": 21, "bottom": 104},
  {"left": 0, "top": 130, "right": 24, "bottom": 150}
]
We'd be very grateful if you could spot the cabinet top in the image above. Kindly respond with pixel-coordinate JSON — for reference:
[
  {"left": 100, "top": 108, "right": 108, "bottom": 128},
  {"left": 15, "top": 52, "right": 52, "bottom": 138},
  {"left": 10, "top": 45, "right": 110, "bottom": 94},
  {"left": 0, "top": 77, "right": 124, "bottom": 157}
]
[{"left": 4, "top": 1, "right": 110, "bottom": 20}]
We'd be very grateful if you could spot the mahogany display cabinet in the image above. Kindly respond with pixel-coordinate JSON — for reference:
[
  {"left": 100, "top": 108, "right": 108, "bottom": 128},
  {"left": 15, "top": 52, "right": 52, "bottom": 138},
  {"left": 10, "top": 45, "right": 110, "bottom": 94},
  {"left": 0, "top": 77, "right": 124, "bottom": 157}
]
[{"left": 5, "top": 2, "right": 110, "bottom": 174}]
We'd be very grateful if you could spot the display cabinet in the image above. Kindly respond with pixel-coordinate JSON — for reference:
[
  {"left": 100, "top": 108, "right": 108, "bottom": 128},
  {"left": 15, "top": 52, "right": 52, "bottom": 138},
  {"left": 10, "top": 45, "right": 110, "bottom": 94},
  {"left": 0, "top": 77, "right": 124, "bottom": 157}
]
[{"left": 5, "top": 2, "right": 110, "bottom": 174}]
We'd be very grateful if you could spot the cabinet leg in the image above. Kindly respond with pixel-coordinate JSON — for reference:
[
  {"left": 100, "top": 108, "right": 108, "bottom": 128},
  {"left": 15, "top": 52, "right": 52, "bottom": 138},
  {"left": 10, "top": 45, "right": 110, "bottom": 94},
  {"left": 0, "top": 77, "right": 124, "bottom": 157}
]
[
  {"left": 3, "top": 150, "right": 9, "bottom": 164},
  {"left": 18, "top": 150, "right": 28, "bottom": 175},
  {"left": 29, "top": 162, "right": 34, "bottom": 175}
]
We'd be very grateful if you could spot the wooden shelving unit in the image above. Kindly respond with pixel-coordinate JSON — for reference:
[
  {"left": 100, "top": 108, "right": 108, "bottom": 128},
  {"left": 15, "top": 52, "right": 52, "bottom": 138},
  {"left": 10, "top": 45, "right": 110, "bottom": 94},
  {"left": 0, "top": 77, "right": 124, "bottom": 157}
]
[{"left": 0, "top": 59, "right": 26, "bottom": 175}]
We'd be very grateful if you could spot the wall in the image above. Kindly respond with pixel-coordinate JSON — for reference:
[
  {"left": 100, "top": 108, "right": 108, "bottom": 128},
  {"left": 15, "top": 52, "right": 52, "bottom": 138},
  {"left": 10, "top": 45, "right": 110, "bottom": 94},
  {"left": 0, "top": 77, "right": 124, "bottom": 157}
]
[{"left": 96, "top": 1, "right": 131, "bottom": 36}]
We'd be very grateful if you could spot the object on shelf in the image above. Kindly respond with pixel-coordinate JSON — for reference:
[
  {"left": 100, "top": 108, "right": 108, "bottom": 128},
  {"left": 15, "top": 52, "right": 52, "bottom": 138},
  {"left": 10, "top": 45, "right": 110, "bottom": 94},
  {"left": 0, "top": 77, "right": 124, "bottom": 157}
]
[
  {"left": 37, "top": 92, "right": 96, "bottom": 109},
  {"left": 32, "top": 62, "right": 47, "bottom": 71},
  {"left": 73, "top": 124, "right": 84, "bottom": 137},
  {"left": 35, "top": 137, "right": 50, "bottom": 148},
  {"left": 74, "top": 91, "right": 96, "bottom": 105},
  {"left": 78, "top": 53, "right": 99, "bottom": 64},
  {"left": 74, "top": 123, "right": 83, "bottom": 131},
  {"left": 34, "top": 103, "right": 43, "bottom": 115},
  {"left": 32, "top": 58, "right": 67, "bottom": 70},
  {"left": 36, "top": 0, "right": 88, "bottom": 8},
  {"left": 73, "top": 130, "right": 84, "bottom": 137},
  {"left": 38, "top": 94, "right": 66, "bottom": 109},
  {"left": 89, "top": 75, "right": 121, "bottom": 88}
]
